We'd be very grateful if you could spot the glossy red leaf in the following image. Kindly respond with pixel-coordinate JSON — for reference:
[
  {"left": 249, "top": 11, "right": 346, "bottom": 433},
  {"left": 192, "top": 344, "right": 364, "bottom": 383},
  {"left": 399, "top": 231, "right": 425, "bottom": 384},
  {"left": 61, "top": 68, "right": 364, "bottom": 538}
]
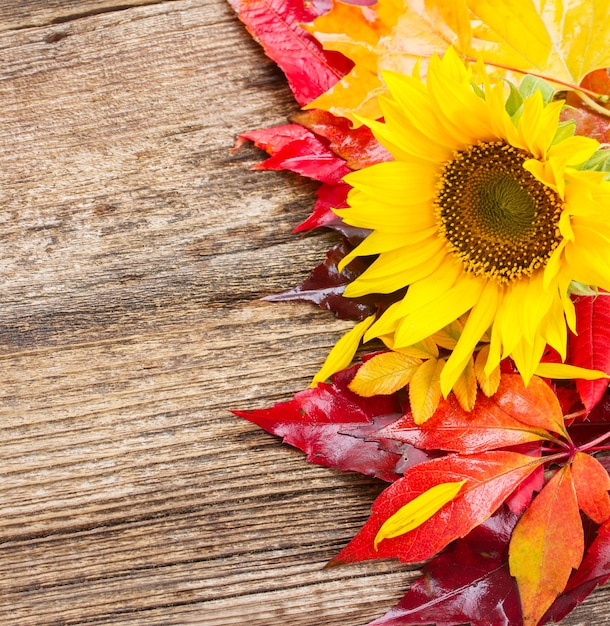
[
  {"left": 239, "top": 124, "right": 350, "bottom": 183},
  {"left": 560, "top": 103, "right": 610, "bottom": 143},
  {"left": 293, "top": 181, "right": 350, "bottom": 232},
  {"left": 505, "top": 462, "right": 544, "bottom": 516},
  {"left": 376, "top": 375, "right": 562, "bottom": 453},
  {"left": 568, "top": 293, "right": 610, "bottom": 412},
  {"left": 228, "top": 0, "right": 352, "bottom": 105},
  {"left": 233, "top": 365, "right": 406, "bottom": 481},
  {"left": 367, "top": 507, "right": 522, "bottom": 626},
  {"left": 236, "top": 123, "right": 311, "bottom": 153},
  {"left": 292, "top": 109, "right": 391, "bottom": 169},
  {"left": 330, "top": 451, "right": 542, "bottom": 565}
]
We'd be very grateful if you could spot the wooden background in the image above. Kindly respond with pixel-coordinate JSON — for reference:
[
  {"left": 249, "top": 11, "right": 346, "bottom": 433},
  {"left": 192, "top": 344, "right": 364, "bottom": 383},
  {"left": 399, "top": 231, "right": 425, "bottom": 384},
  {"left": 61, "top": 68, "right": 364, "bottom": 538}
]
[{"left": 0, "top": 1, "right": 608, "bottom": 624}]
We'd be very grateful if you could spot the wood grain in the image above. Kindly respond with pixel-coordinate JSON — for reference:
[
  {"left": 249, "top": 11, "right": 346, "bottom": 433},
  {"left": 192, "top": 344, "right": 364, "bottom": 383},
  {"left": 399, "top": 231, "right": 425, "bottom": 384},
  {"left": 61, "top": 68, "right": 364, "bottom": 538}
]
[{"left": 0, "top": 1, "right": 608, "bottom": 625}]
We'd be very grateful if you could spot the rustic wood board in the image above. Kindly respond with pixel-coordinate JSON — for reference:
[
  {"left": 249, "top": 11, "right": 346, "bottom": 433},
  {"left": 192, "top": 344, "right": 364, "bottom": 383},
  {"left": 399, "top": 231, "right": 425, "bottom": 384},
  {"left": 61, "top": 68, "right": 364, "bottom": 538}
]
[{"left": 0, "top": 1, "right": 608, "bottom": 624}]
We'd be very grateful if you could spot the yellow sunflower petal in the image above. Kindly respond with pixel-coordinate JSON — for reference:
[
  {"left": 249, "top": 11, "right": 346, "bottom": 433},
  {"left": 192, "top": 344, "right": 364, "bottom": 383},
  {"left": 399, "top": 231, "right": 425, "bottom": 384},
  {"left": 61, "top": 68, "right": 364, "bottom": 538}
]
[
  {"left": 322, "top": 48, "right": 610, "bottom": 393},
  {"left": 394, "top": 273, "right": 485, "bottom": 348},
  {"left": 441, "top": 280, "right": 500, "bottom": 397},
  {"left": 511, "top": 335, "right": 547, "bottom": 385},
  {"left": 309, "top": 316, "right": 375, "bottom": 387},
  {"left": 535, "top": 363, "right": 610, "bottom": 381}
]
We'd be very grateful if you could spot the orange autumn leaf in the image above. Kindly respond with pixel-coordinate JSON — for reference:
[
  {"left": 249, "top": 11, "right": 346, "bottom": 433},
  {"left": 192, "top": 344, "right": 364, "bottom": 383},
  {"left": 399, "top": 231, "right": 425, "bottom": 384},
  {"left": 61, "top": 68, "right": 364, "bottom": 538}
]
[
  {"left": 572, "top": 451, "right": 610, "bottom": 524},
  {"left": 376, "top": 374, "right": 556, "bottom": 454},
  {"left": 307, "top": 0, "right": 610, "bottom": 123},
  {"left": 509, "top": 465, "right": 584, "bottom": 626}
]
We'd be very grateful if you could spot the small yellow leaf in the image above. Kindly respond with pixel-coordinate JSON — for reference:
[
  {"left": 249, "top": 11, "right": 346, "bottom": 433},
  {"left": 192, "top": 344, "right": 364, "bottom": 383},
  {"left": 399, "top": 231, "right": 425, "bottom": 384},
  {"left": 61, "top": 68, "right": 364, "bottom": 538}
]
[
  {"left": 534, "top": 362, "right": 610, "bottom": 381},
  {"left": 310, "top": 315, "right": 375, "bottom": 387},
  {"left": 380, "top": 333, "right": 439, "bottom": 359},
  {"left": 349, "top": 351, "right": 422, "bottom": 397},
  {"left": 475, "top": 345, "right": 502, "bottom": 397},
  {"left": 409, "top": 358, "right": 446, "bottom": 424},
  {"left": 396, "top": 335, "right": 439, "bottom": 359},
  {"left": 431, "top": 319, "right": 464, "bottom": 351},
  {"left": 453, "top": 357, "right": 477, "bottom": 412},
  {"left": 374, "top": 480, "right": 467, "bottom": 550}
]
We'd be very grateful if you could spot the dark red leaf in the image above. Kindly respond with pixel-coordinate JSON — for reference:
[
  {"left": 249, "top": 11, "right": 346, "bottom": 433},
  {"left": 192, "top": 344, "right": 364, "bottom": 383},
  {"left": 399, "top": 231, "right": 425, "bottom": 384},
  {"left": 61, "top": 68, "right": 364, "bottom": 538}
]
[
  {"left": 568, "top": 293, "right": 610, "bottom": 412},
  {"left": 541, "top": 517, "right": 610, "bottom": 624},
  {"left": 366, "top": 507, "right": 523, "bottom": 626},
  {"left": 291, "top": 109, "right": 391, "bottom": 169},
  {"left": 233, "top": 364, "right": 406, "bottom": 481},
  {"left": 264, "top": 240, "right": 376, "bottom": 320},
  {"left": 228, "top": 0, "right": 352, "bottom": 106}
]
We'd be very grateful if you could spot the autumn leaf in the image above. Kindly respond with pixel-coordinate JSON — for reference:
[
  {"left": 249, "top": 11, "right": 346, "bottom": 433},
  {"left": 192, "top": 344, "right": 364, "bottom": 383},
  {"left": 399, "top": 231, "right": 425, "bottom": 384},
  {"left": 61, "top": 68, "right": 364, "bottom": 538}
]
[
  {"left": 265, "top": 240, "right": 375, "bottom": 321},
  {"left": 330, "top": 450, "right": 543, "bottom": 565},
  {"left": 474, "top": 345, "right": 502, "bottom": 397},
  {"left": 453, "top": 357, "right": 477, "bottom": 412},
  {"left": 374, "top": 480, "right": 467, "bottom": 549},
  {"left": 306, "top": 0, "right": 610, "bottom": 123},
  {"left": 409, "top": 357, "right": 445, "bottom": 424},
  {"left": 228, "top": 0, "right": 352, "bottom": 106},
  {"left": 291, "top": 109, "right": 391, "bottom": 170},
  {"left": 233, "top": 364, "right": 406, "bottom": 481},
  {"left": 292, "top": 181, "right": 350, "bottom": 233},
  {"left": 349, "top": 351, "right": 422, "bottom": 397},
  {"left": 568, "top": 293, "right": 610, "bottom": 412},
  {"left": 509, "top": 465, "right": 584, "bottom": 626},
  {"left": 571, "top": 451, "right": 610, "bottom": 524},
  {"left": 367, "top": 507, "right": 522, "bottom": 626},
  {"left": 376, "top": 375, "right": 557, "bottom": 454},
  {"left": 542, "top": 518, "right": 610, "bottom": 624}
]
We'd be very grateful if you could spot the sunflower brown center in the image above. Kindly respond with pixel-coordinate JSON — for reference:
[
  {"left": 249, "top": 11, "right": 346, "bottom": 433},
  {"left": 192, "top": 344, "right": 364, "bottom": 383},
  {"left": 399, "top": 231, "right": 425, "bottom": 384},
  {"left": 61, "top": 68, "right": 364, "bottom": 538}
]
[{"left": 435, "top": 140, "right": 564, "bottom": 283}]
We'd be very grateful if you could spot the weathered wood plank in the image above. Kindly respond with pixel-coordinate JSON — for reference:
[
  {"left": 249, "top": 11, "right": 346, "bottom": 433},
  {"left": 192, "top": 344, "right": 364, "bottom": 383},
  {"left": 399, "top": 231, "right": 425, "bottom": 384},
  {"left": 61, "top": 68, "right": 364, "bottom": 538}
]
[{"left": 0, "top": 1, "right": 608, "bottom": 625}]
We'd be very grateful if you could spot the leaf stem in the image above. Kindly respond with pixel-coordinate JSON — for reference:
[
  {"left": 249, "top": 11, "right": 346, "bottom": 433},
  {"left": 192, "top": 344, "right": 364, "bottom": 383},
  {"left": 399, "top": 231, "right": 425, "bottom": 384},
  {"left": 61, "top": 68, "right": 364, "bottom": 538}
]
[
  {"left": 578, "top": 429, "right": 610, "bottom": 453},
  {"left": 460, "top": 56, "right": 610, "bottom": 117}
]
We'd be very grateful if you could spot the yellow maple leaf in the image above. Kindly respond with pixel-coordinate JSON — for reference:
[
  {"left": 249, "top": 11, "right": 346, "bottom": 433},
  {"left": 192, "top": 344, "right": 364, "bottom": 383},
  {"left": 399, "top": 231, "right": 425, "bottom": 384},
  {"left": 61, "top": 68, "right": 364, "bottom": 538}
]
[{"left": 306, "top": 0, "right": 610, "bottom": 123}]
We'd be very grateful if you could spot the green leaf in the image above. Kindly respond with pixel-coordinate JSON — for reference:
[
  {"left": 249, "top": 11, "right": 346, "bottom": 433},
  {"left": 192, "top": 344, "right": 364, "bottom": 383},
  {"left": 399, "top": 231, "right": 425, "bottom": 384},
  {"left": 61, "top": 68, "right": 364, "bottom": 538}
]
[
  {"left": 581, "top": 147, "right": 610, "bottom": 177},
  {"left": 518, "top": 75, "right": 555, "bottom": 103}
]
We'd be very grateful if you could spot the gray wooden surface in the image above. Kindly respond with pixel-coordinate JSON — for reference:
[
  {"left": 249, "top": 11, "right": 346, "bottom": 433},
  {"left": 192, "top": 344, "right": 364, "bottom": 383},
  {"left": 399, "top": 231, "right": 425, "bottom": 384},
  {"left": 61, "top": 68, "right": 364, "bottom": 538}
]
[{"left": 0, "top": 1, "right": 608, "bottom": 624}]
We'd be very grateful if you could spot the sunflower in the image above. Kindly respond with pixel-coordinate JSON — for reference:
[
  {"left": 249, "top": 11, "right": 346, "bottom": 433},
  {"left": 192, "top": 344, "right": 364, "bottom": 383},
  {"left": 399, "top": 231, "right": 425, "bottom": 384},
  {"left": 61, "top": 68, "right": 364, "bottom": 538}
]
[{"left": 330, "top": 48, "right": 610, "bottom": 397}]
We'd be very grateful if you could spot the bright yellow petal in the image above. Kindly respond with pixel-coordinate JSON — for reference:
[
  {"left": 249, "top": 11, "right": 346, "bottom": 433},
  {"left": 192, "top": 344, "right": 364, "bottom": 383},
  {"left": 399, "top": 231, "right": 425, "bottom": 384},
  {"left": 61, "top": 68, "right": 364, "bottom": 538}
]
[
  {"left": 535, "top": 363, "right": 610, "bottom": 381},
  {"left": 394, "top": 273, "right": 485, "bottom": 348},
  {"left": 345, "top": 249, "right": 446, "bottom": 297},
  {"left": 511, "top": 334, "right": 547, "bottom": 386},
  {"left": 310, "top": 315, "right": 375, "bottom": 387},
  {"left": 374, "top": 480, "right": 467, "bottom": 549},
  {"left": 441, "top": 280, "right": 500, "bottom": 397},
  {"left": 344, "top": 161, "right": 436, "bottom": 201},
  {"left": 338, "top": 227, "right": 437, "bottom": 272}
]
